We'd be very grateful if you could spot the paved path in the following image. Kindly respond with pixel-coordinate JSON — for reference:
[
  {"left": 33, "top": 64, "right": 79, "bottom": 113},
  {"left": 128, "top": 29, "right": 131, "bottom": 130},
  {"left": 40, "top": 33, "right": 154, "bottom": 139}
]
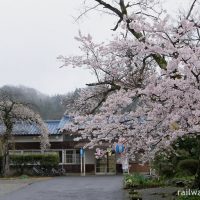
[
  {"left": 1, "top": 176, "right": 128, "bottom": 200},
  {"left": 137, "top": 187, "right": 179, "bottom": 200},
  {"left": 0, "top": 178, "right": 49, "bottom": 198}
]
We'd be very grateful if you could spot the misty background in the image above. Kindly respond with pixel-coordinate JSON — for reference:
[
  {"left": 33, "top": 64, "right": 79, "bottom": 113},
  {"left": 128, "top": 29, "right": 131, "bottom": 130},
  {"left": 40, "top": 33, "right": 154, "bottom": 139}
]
[
  {"left": 0, "top": 85, "right": 79, "bottom": 120},
  {"left": 0, "top": 0, "right": 191, "bottom": 94},
  {"left": 0, "top": 0, "right": 192, "bottom": 119}
]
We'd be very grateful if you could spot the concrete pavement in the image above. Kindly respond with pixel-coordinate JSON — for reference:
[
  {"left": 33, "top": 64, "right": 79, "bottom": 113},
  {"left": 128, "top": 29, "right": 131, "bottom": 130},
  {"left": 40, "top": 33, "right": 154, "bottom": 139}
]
[
  {"left": 1, "top": 176, "right": 128, "bottom": 200},
  {"left": 0, "top": 177, "right": 50, "bottom": 198}
]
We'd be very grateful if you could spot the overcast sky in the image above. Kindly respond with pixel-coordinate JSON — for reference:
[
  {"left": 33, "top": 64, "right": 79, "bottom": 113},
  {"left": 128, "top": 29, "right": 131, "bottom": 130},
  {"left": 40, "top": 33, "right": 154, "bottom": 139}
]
[{"left": 0, "top": 0, "right": 191, "bottom": 95}]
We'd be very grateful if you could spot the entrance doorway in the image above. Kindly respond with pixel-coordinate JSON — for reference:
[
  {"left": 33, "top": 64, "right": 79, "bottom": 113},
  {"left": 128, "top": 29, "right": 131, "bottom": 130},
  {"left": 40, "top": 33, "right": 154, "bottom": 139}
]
[{"left": 95, "top": 153, "right": 116, "bottom": 174}]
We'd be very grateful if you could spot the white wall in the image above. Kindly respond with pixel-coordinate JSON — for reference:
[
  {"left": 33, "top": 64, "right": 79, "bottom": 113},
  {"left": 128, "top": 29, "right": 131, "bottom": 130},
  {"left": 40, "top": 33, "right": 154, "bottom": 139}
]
[{"left": 85, "top": 150, "right": 95, "bottom": 164}]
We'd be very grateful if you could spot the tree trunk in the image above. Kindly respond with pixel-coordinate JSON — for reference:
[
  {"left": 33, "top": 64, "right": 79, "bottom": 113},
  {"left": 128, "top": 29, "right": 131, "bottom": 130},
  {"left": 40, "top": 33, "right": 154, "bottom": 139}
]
[
  {"left": 2, "top": 135, "right": 10, "bottom": 177},
  {"left": 193, "top": 135, "right": 200, "bottom": 189}
]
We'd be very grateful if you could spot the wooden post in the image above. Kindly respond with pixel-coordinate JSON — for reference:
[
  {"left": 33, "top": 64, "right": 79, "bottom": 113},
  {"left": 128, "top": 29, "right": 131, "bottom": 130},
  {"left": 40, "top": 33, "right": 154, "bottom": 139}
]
[
  {"left": 83, "top": 150, "right": 86, "bottom": 176},
  {"left": 80, "top": 148, "right": 83, "bottom": 175}
]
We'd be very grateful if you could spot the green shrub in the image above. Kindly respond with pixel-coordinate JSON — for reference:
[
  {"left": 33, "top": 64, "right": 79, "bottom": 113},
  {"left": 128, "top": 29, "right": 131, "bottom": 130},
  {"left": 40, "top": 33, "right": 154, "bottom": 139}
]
[
  {"left": 175, "top": 170, "right": 194, "bottom": 178},
  {"left": 124, "top": 173, "right": 163, "bottom": 189},
  {"left": 40, "top": 154, "right": 60, "bottom": 167},
  {"left": 1, "top": 153, "right": 59, "bottom": 175},
  {"left": 178, "top": 159, "right": 198, "bottom": 176},
  {"left": 157, "top": 163, "right": 175, "bottom": 178},
  {"left": 10, "top": 153, "right": 59, "bottom": 174},
  {"left": 153, "top": 136, "right": 199, "bottom": 179},
  {"left": 10, "top": 153, "right": 59, "bottom": 167},
  {"left": 124, "top": 173, "right": 146, "bottom": 188}
]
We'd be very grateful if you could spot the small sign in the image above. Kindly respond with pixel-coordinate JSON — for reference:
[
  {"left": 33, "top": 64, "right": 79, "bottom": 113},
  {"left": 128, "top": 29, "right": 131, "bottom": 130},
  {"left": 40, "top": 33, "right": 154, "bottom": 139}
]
[
  {"left": 115, "top": 144, "right": 125, "bottom": 154},
  {"left": 80, "top": 148, "right": 84, "bottom": 157},
  {"left": 122, "top": 157, "right": 129, "bottom": 173}
]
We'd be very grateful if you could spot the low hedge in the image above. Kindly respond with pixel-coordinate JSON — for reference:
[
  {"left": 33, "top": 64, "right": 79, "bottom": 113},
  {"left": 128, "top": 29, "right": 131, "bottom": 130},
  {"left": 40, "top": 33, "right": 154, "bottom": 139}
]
[
  {"left": 124, "top": 173, "right": 164, "bottom": 189},
  {"left": 0, "top": 153, "right": 59, "bottom": 174},
  {"left": 177, "top": 159, "right": 198, "bottom": 176},
  {"left": 10, "top": 153, "right": 59, "bottom": 167}
]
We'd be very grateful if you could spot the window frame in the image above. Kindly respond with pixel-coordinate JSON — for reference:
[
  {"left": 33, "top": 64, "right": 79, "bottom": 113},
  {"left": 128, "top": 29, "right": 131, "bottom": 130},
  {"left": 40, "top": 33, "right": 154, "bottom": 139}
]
[{"left": 64, "top": 149, "right": 80, "bottom": 164}]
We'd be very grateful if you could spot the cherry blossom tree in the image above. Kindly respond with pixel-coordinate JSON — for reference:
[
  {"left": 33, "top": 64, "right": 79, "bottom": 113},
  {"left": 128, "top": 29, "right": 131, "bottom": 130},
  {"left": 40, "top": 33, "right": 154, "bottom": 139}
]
[
  {"left": 60, "top": 0, "right": 200, "bottom": 188},
  {"left": 0, "top": 90, "right": 49, "bottom": 176}
]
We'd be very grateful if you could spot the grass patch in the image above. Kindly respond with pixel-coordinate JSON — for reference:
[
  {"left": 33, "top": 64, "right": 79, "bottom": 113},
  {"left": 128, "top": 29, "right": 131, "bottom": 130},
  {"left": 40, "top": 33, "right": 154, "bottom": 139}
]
[
  {"left": 19, "top": 174, "right": 29, "bottom": 179},
  {"left": 124, "top": 173, "right": 164, "bottom": 189}
]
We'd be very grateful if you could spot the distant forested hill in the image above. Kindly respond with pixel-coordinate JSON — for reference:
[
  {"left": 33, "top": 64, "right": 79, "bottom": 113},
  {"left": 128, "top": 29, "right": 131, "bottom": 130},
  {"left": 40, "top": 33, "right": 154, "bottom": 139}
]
[{"left": 0, "top": 85, "right": 67, "bottom": 120}]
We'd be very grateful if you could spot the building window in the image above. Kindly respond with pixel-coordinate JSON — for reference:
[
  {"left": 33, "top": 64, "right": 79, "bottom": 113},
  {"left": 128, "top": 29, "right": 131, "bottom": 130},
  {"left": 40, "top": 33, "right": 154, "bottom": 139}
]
[
  {"left": 65, "top": 150, "right": 80, "bottom": 164},
  {"left": 75, "top": 150, "right": 80, "bottom": 164},
  {"left": 58, "top": 151, "right": 62, "bottom": 163}
]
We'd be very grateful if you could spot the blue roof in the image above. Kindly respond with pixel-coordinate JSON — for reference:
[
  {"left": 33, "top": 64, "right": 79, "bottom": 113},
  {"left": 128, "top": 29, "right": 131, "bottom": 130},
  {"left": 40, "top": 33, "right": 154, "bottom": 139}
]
[
  {"left": 0, "top": 115, "right": 70, "bottom": 136},
  {"left": 57, "top": 115, "right": 71, "bottom": 130},
  {"left": 45, "top": 120, "right": 60, "bottom": 135}
]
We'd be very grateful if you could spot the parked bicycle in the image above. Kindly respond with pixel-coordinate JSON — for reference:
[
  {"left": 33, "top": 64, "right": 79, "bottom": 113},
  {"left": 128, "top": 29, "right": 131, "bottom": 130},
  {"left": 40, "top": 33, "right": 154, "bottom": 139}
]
[{"left": 32, "top": 166, "right": 65, "bottom": 176}]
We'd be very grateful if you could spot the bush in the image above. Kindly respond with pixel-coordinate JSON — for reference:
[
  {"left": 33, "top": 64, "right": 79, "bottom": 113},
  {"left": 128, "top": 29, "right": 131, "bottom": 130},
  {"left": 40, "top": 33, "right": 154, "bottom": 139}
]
[
  {"left": 124, "top": 173, "right": 164, "bottom": 189},
  {"left": 10, "top": 153, "right": 59, "bottom": 167},
  {"left": 160, "top": 167, "right": 175, "bottom": 178},
  {"left": 155, "top": 163, "right": 175, "bottom": 178},
  {"left": 153, "top": 136, "right": 199, "bottom": 179},
  {"left": 40, "top": 154, "right": 60, "bottom": 167},
  {"left": 124, "top": 173, "right": 146, "bottom": 188},
  {"left": 0, "top": 153, "right": 59, "bottom": 175},
  {"left": 175, "top": 170, "right": 194, "bottom": 177},
  {"left": 178, "top": 159, "right": 198, "bottom": 176}
]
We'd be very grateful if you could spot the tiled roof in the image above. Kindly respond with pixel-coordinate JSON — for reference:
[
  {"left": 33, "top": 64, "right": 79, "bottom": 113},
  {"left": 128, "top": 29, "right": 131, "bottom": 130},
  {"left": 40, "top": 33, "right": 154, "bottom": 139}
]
[
  {"left": 0, "top": 115, "right": 70, "bottom": 136},
  {"left": 45, "top": 120, "right": 61, "bottom": 135},
  {"left": 58, "top": 115, "right": 71, "bottom": 130}
]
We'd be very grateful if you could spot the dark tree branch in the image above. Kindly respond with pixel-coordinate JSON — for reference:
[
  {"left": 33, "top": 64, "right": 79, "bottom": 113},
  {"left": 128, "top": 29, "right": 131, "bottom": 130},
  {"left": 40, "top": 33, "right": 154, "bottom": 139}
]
[
  {"left": 89, "top": 86, "right": 119, "bottom": 114},
  {"left": 93, "top": 0, "right": 167, "bottom": 70},
  {"left": 94, "top": 0, "right": 123, "bottom": 18},
  {"left": 186, "top": 0, "right": 198, "bottom": 19},
  {"left": 86, "top": 81, "right": 121, "bottom": 90},
  {"left": 75, "top": 4, "right": 101, "bottom": 22},
  {"left": 111, "top": 18, "right": 123, "bottom": 31}
]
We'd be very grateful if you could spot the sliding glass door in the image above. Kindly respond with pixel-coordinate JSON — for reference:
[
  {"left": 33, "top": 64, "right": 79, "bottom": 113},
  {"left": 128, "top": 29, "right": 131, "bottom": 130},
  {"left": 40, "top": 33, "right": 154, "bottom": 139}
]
[{"left": 96, "top": 153, "right": 116, "bottom": 174}]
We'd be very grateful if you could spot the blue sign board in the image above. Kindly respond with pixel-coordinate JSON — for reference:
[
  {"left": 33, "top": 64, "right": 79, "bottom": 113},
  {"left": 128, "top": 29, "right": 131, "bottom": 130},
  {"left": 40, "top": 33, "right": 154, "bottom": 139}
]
[
  {"left": 80, "top": 148, "right": 84, "bottom": 157},
  {"left": 115, "top": 144, "right": 125, "bottom": 154}
]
